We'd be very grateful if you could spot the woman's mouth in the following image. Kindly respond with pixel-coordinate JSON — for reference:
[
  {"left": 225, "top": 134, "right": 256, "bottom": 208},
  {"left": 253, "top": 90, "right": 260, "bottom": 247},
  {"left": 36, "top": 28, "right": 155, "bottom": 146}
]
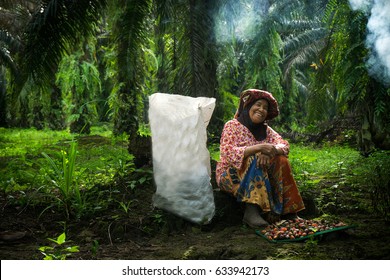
[{"left": 255, "top": 112, "right": 263, "bottom": 118}]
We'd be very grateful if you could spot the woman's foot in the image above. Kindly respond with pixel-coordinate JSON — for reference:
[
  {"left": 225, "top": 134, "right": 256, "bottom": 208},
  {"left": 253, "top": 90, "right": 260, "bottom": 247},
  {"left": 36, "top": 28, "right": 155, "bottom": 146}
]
[
  {"left": 263, "top": 212, "right": 281, "bottom": 224},
  {"left": 243, "top": 203, "right": 269, "bottom": 228}
]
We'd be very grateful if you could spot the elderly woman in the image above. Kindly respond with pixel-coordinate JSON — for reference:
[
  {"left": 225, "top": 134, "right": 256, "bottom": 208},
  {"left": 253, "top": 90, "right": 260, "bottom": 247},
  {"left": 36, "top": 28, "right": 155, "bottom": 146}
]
[{"left": 216, "top": 89, "right": 305, "bottom": 227}]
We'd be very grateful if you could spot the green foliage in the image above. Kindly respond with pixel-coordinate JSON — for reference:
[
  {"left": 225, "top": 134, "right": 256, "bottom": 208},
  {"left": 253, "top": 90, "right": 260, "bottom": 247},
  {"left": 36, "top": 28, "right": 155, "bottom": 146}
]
[
  {"left": 289, "top": 144, "right": 360, "bottom": 183},
  {"left": 127, "top": 168, "right": 153, "bottom": 191},
  {"left": 0, "top": 127, "right": 70, "bottom": 157},
  {"left": 308, "top": 0, "right": 390, "bottom": 152},
  {"left": 41, "top": 140, "right": 83, "bottom": 219},
  {"left": 348, "top": 150, "right": 390, "bottom": 221},
  {"left": 308, "top": 0, "right": 368, "bottom": 122},
  {"left": 137, "top": 123, "right": 151, "bottom": 137},
  {"left": 20, "top": 0, "right": 107, "bottom": 85},
  {"left": 110, "top": 0, "right": 152, "bottom": 135},
  {"left": 1, "top": 1, "right": 390, "bottom": 233},
  {"left": 209, "top": 143, "right": 221, "bottom": 162},
  {"left": 39, "top": 232, "right": 79, "bottom": 260},
  {"left": 289, "top": 143, "right": 363, "bottom": 214},
  {"left": 0, "top": 127, "right": 134, "bottom": 219},
  {"left": 56, "top": 45, "right": 101, "bottom": 134}
]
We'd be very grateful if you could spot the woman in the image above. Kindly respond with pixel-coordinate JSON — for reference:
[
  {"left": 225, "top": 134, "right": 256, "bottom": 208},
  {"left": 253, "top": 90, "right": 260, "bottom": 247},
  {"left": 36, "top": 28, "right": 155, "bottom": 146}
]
[{"left": 216, "top": 89, "right": 305, "bottom": 227}]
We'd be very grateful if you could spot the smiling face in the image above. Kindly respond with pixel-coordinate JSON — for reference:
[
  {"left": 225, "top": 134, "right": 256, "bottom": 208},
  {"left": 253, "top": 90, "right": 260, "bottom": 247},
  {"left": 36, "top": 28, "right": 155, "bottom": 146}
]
[{"left": 249, "top": 99, "right": 269, "bottom": 124}]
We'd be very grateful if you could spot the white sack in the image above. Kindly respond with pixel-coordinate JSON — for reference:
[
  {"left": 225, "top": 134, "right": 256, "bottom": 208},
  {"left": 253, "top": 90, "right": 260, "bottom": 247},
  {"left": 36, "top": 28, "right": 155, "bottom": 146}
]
[{"left": 148, "top": 93, "right": 216, "bottom": 224}]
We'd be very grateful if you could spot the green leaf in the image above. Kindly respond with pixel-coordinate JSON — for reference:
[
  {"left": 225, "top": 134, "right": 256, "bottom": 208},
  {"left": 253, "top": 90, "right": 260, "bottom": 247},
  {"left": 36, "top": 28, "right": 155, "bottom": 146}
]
[
  {"left": 65, "top": 246, "right": 80, "bottom": 253},
  {"left": 56, "top": 232, "right": 67, "bottom": 245}
]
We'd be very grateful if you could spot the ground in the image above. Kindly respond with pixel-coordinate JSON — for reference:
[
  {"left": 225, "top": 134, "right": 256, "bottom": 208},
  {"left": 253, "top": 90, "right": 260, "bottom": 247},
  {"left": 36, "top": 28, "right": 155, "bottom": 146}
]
[{"left": 1, "top": 179, "right": 390, "bottom": 260}]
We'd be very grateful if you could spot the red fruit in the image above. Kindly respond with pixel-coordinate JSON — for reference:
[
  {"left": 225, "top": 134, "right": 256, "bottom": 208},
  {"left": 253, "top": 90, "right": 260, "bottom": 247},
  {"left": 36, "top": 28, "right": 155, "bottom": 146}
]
[{"left": 335, "top": 222, "right": 346, "bottom": 227}]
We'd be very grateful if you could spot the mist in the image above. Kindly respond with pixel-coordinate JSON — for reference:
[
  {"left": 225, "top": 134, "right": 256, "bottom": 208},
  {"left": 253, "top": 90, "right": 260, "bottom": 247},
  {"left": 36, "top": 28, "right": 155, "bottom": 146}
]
[
  {"left": 348, "top": 0, "right": 372, "bottom": 12},
  {"left": 349, "top": 0, "right": 390, "bottom": 85},
  {"left": 215, "top": 0, "right": 268, "bottom": 43}
]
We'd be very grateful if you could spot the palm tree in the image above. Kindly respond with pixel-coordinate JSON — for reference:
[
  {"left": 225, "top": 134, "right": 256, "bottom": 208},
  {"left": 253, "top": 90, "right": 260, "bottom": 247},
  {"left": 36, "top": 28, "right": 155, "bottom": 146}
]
[
  {"left": 314, "top": 0, "right": 390, "bottom": 153},
  {"left": 0, "top": 0, "right": 106, "bottom": 128},
  {"left": 277, "top": 0, "right": 329, "bottom": 126},
  {"left": 0, "top": 0, "right": 34, "bottom": 127},
  {"left": 110, "top": 0, "right": 152, "bottom": 136},
  {"left": 152, "top": 0, "right": 223, "bottom": 135},
  {"left": 213, "top": 0, "right": 329, "bottom": 128},
  {"left": 20, "top": 0, "right": 107, "bottom": 84}
]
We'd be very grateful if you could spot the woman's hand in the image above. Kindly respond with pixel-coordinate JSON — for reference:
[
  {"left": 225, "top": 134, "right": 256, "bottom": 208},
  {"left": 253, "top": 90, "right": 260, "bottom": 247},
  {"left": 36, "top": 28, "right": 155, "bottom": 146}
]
[
  {"left": 244, "top": 144, "right": 281, "bottom": 160},
  {"left": 257, "top": 153, "right": 271, "bottom": 167},
  {"left": 259, "top": 144, "right": 278, "bottom": 157}
]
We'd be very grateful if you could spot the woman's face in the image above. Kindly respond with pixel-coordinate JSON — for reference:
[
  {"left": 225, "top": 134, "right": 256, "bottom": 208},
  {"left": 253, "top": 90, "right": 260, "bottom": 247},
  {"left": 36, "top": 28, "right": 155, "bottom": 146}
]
[{"left": 249, "top": 99, "right": 268, "bottom": 124}]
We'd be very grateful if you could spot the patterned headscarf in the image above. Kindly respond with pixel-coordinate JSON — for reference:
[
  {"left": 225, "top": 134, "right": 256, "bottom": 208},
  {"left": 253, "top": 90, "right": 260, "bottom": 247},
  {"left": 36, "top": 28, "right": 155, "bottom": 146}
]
[{"left": 235, "top": 89, "right": 279, "bottom": 121}]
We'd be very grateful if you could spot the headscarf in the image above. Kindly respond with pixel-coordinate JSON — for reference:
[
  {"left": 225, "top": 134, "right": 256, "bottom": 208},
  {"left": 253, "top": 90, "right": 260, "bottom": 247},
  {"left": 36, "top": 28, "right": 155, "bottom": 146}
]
[{"left": 235, "top": 89, "right": 280, "bottom": 141}]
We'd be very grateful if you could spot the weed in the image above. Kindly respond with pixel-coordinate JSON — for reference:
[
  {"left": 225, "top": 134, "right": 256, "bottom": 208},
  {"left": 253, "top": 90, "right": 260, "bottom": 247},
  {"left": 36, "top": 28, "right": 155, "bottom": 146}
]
[
  {"left": 137, "top": 123, "right": 151, "bottom": 137},
  {"left": 117, "top": 199, "right": 134, "bottom": 214},
  {"left": 41, "top": 140, "right": 84, "bottom": 219},
  {"left": 304, "top": 235, "right": 319, "bottom": 254},
  {"left": 348, "top": 150, "right": 390, "bottom": 220},
  {"left": 128, "top": 168, "right": 153, "bottom": 190},
  {"left": 152, "top": 213, "right": 164, "bottom": 225},
  {"left": 39, "top": 232, "right": 79, "bottom": 260},
  {"left": 91, "top": 240, "right": 100, "bottom": 257}
]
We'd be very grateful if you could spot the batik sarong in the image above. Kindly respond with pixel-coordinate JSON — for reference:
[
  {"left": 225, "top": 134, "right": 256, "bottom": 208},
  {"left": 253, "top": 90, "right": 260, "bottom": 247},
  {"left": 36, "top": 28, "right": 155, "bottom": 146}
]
[{"left": 218, "top": 155, "right": 305, "bottom": 215}]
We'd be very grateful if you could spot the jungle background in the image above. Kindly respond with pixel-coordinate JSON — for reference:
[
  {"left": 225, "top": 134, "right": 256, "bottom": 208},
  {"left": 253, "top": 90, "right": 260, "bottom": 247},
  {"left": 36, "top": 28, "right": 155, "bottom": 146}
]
[{"left": 0, "top": 0, "right": 389, "bottom": 260}]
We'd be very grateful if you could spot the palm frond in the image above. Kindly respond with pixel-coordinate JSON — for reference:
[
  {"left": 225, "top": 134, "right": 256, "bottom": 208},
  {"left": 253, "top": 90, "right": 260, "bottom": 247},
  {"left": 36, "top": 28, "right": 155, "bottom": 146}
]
[
  {"left": 113, "top": 0, "right": 151, "bottom": 79},
  {"left": 20, "top": 0, "right": 107, "bottom": 85},
  {"left": 282, "top": 27, "right": 327, "bottom": 79}
]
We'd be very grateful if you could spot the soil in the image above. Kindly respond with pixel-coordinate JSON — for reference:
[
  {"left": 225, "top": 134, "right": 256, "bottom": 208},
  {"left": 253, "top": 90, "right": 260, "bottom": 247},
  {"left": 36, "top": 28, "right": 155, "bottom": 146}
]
[{"left": 1, "top": 177, "right": 390, "bottom": 261}]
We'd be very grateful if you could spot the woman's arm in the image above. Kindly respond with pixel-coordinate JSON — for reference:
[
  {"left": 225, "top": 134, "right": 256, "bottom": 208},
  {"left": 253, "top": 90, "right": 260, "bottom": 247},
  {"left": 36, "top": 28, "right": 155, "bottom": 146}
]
[
  {"left": 220, "top": 120, "right": 289, "bottom": 170},
  {"left": 243, "top": 143, "right": 277, "bottom": 158},
  {"left": 243, "top": 126, "right": 288, "bottom": 163}
]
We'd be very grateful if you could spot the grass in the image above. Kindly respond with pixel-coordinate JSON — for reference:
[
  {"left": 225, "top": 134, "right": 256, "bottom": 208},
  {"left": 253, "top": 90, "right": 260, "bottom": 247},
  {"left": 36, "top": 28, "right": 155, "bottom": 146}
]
[
  {"left": 0, "top": 127, "right": 71, "bottom": 157},
  {"left": 0, "top": 126, "right": 135, "bottom": 219},
  {"left": 289, "top": 144, "right": 361, "bottom": 189}
]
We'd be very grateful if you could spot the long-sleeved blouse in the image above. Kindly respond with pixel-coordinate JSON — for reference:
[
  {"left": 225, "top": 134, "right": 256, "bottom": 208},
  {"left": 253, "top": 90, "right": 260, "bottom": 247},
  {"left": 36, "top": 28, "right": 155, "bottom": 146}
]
[{"left": 215, "top": 118, "right": 289, "bottom": 185}]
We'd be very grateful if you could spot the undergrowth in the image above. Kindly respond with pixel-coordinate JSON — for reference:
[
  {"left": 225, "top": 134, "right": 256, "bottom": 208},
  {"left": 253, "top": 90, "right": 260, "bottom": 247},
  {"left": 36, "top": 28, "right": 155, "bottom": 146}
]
[{"left": 1, "top": 127, "right": 389, "bottom": 223}]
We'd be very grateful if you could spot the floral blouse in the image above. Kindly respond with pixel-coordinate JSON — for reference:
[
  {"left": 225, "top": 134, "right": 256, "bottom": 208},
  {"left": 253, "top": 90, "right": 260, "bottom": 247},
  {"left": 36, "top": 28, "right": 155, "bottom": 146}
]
[{"left": 216, "top": 118, "right": 289, "bottom": 185}]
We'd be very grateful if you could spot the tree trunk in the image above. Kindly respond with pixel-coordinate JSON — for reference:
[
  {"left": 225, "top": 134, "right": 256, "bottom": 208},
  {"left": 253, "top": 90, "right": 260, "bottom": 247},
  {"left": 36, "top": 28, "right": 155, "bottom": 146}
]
[{"left": 187, "top": 0, "right": 223, "bottom": 136}]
